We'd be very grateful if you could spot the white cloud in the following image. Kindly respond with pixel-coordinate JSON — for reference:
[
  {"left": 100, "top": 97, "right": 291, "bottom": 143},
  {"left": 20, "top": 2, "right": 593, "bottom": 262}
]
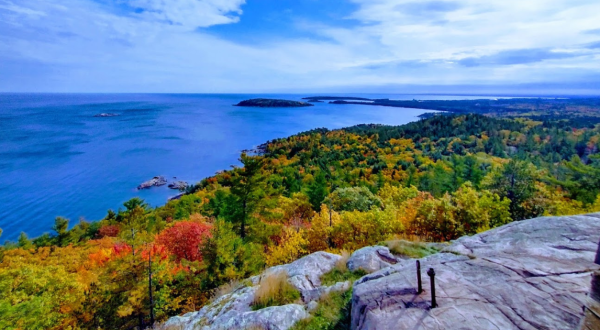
[
  {"left": 0, "top": 0, "right": 599, "bottom": 92},
  {"left": 127, "top": 0, "right": 245, "bottom": 28},
  {"left": 0, "top": 0, "right": 46, "bottom": 17},
  {"left": 345, "top": 0, "right": 600, "bottom": 61}
]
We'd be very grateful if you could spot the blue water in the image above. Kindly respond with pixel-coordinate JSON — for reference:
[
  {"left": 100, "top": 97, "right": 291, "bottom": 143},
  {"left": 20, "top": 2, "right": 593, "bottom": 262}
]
[{"left": 0, "top": 93, "right": 449, "bottom": 240}]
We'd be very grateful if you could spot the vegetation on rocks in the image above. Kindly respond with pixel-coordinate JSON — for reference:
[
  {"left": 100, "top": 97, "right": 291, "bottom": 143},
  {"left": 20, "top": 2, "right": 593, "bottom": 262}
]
[
  {"left": 384, "top": 240, "right": 441, "bottom": 259},
  {"left": 251, "top": 271, "right": 301, "bottom": 310},
  {"left": 291, "top": 289, "right": 353, "bottom": 330},
  {"left": 320, "top": 251, "right": 366, "bottom": 286}
]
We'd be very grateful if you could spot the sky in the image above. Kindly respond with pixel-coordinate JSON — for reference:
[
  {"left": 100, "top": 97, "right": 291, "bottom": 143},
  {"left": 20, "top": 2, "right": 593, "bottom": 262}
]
[{"left": 1, "top": 0, "right": 600, "bottom": 94}]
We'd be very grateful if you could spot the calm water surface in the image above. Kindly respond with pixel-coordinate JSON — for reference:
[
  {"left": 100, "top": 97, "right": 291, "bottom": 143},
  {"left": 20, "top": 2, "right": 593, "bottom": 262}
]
[{"left": 0, "top": 93, "right": 479, "bottom": 240}]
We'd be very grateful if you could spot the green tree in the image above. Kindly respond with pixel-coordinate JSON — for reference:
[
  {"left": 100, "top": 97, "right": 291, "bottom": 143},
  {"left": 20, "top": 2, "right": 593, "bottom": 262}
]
[
  {"left": 119, "top": 198, "right": 150, "bottom": 252},
  {"left": 463, "top": 155, "right": 483, "bottom": 187},
  {"left": 52, "top": 217, "right": 70, "bottom": 246},
  {"left": 282, "top": 167, "right": 302, "bottom": 196},
  {"left": 555, "top": 155, "right": 600, "bottom": 204},
  {"left": 307, "top": 171, "right": 328, "bottom": 211},
  {"left": 484, "top": 160, "right": 538, "bottom": 220},
  {"left": 326, "top": 186, "right": 383, "bottom": 212},
  {"left": 480, "top": 191, "right": 512, "bottom": 228},
  {"left": 201, "top": 220, "right": 264, "bottom": 289},
  {"left": 17, "top": 232, "right": 33, "bottom": 250},
  {"left": 230, "top": 154, "right": 266, "bottom": 239},
  {"left": 419, "top": 161, "right": 454, "bottom": 197}
]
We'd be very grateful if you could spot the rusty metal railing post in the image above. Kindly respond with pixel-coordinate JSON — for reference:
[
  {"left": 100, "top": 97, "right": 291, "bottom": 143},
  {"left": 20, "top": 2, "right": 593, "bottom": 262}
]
[
  {"left": 416, "top": 260, "right": 423, "bottom": 294},
  {"left": 427, "top": 268, "right": 437, "bottom": 308}
]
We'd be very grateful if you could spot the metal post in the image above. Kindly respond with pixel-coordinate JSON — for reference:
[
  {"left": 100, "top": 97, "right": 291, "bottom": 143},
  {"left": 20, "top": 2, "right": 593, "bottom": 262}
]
[
  {"left": 427, "top": 268, "right": 437, "bottom": 308},
  {"left": 416, "top": 260, "right": 423, "bottom": 294}
]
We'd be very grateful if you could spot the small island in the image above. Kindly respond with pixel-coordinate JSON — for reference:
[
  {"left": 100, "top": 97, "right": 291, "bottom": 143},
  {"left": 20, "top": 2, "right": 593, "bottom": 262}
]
[{"left": 234, "top": 98, "right": 314, "bottom": 107}]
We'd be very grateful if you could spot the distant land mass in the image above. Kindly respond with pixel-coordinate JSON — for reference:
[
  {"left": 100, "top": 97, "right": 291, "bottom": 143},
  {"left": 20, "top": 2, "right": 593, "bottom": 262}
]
[
  {"left": 304, "top": 96, "right": 600, "bottom": 124},
  {"left": 235, "top": 98, "right": 314, "bottom": 107}
]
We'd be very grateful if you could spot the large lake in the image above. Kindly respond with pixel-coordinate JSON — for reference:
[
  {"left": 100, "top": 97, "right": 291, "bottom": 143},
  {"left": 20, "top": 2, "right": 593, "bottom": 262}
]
[{"left": 0, "top": 93, "right": 481, "bottom": 240}]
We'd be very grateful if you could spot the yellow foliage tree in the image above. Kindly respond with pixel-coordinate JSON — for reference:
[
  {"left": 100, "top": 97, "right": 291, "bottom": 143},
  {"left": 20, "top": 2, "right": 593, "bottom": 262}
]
[
  {"left": 331, "top": 207, "right": 395, "bottom": 251},
  {"left": 306, "top": 205, "right": 340, "bottom": 253},
  {"left": 266, "top": 228, "right": 308, "bottom": 267}
]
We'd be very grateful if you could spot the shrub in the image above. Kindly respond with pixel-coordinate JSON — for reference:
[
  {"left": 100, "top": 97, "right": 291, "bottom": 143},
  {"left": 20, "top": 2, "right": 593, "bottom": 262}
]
[{"left": 252, "top": 271, "right": 300, "bottom": 310}]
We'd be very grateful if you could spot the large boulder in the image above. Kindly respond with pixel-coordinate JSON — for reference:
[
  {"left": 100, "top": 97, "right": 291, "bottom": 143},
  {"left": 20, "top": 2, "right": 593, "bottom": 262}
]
[
  {"left": 351, "top": 213, "right": 600, "bottom": 330},
  {"left": 265, "top": 251, "right": 342, "bottom": 293},
  {"left": 347, "top": 246, "right": 398, "bottom": 273}
]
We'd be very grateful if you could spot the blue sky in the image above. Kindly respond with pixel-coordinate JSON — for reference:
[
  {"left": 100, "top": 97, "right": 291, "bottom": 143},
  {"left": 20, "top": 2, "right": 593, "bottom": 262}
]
[{"left": 1, "top": 0, "right": 600, "bottom": 93}]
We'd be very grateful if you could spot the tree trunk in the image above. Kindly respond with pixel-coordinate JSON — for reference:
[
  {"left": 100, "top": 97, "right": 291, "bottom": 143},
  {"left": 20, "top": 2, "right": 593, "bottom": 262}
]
[
  {"left": 241, "top": 199, "right": 247, "bottom": 239},
  {"left": 148, "top": 247, "right": 154, "bottom": 326}
]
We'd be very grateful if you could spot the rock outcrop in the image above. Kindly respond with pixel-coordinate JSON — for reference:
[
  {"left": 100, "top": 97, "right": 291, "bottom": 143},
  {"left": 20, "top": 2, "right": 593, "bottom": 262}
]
[
  {"left": 351, "top": 213, "right": 600, "bottom": 330},
  {"left": 235, "top": 98, "right": 314, "bottom": 107},
  {"left": 164, "top": 284, "right": 308, "bottom": 330},
  {"left": 168, "top": 181, "right": 188, "bottom": 190},
  {"left": 580, "top": 237, "right": 600, "bottom": 329},
  {"left": 265, "top": 251, "right": 341, "bottom": 294},
  {"left": 163, "top": 252, "right": 344, "bottom": 330},
  {"left": 347, "top": 246, "right": 399, "bottom": 273},
  {"left": 137, "top": 176, "right": 167, "bottom": 190}
]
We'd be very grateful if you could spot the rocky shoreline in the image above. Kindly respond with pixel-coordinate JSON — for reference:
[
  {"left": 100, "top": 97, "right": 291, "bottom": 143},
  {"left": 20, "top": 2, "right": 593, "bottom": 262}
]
[
  {"left": 168, "top": 180, "right": 188, "bottom": 190},
  {"left": 137, "top": 176, "right": 167, "bottom": 190},
  {"left": 137, "top": 176, "right": 188, "bottom": 191}
]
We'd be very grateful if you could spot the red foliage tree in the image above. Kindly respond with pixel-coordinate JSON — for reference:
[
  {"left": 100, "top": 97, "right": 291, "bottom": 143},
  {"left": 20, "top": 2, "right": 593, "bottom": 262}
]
[{"left": 156, "top": 221, "right": 212, "bottom": 261}]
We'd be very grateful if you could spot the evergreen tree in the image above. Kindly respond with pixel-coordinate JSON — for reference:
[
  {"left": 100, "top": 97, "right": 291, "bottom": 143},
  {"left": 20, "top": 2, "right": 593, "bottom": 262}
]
[
  {"left": 230, "top": 154, "right": 266, "bottom": 239},
  {"left": 201, "top": 220, "right": 264, "bottom": 289},
  {"left": 485, "top": 160, "right": 538, "bottom": 220},
  {"left": 18, "top": 232, "right": 32, "bottom": 249},
  {"left": 307, "top": 171, "right": 328, "bottom": 211}
]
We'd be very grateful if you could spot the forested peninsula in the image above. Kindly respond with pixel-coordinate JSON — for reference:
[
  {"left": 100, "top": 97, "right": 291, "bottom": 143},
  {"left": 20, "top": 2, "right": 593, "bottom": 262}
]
[{"left": 1, "top": 100, "right": 600, "bottom": 329}]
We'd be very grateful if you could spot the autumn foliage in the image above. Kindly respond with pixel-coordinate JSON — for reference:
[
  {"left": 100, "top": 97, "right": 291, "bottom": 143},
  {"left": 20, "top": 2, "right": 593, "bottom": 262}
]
[{"left": 156, "top": 220, "right": 212, "bottom": 262}]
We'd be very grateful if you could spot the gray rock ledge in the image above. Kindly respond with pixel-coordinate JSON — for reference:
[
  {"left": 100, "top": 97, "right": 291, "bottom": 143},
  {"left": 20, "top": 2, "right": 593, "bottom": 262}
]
[{"left": 351, "top": 213, "right": 600, "bottom": 330}]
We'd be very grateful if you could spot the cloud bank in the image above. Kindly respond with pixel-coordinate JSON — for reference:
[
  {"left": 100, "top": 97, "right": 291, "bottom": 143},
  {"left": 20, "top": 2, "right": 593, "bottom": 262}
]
[{"left": 0, "top": 0, "right": 599, "bottom": 93}]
